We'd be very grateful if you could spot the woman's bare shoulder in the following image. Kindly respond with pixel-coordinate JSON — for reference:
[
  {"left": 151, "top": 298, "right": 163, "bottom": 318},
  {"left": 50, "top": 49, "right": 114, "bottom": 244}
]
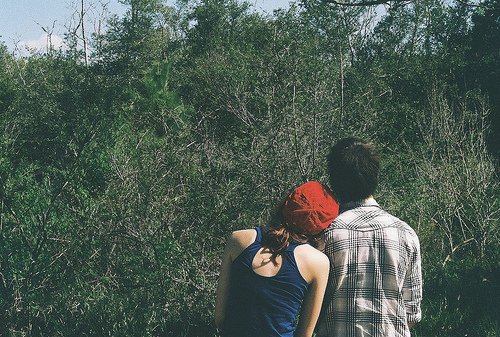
[
  {"left": 295, "top": 244, "right": 329, "bottom": 262},
  {"left": 230, "top": 228, "right": 257, "bottom": 244},
  {"left": 225, "top": 228, "right": 258, "bottom": 258},
  {"left": 294, "top": 244, "right": 330, "bottom": 279}
]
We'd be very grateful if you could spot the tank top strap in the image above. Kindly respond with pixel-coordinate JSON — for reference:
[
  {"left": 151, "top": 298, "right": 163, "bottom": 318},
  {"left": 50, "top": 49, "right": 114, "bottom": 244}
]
[
  {"left": 232, "top": 227, "right": 262, "bottom": 266},
  {"left": 254, "top": 226, "right": 263, "bottom": 242}
]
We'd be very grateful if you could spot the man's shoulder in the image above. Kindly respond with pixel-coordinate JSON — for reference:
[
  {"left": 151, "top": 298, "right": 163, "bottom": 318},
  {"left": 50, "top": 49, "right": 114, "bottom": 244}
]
[
  {"left": 325, "top": 202, "right": 418, "bottom": 236},
  {"left": 372, "top": 209, "right": 421, "bottom": 249},
  {"left": 378, "top": 207, "right": 417, "bottom": 229}
]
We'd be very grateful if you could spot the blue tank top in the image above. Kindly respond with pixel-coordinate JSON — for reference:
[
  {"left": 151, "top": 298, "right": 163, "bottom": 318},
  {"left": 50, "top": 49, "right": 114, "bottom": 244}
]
[{"left": 222, "top": 227, "right": 310, "bottom": 337}]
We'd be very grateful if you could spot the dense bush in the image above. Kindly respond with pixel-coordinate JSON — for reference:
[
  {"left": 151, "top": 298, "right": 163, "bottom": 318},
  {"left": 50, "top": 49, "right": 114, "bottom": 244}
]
[{"left": 0, "top": 0, "right": 498, "bottom": 335}]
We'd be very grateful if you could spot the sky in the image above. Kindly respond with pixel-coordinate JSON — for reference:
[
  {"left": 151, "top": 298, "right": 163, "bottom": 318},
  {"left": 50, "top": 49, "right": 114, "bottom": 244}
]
[{"left": 0, "top": 0, "right": 291, "bottom": 53}]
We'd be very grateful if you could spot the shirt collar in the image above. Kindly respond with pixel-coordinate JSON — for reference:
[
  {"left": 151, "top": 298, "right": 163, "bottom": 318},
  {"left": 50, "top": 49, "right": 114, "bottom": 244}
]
[{"left": 339, "top": 197, "right": 380, "bottom": 213}]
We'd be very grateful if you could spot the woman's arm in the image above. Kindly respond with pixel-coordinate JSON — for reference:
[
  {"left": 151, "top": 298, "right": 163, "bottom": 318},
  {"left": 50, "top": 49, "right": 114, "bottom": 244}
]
[
  {"left": 294, "top": 249, "right": 330, "bottom": 337},
  {"left": 214, "top": 230, "right": 257, "bottom": 329},
  {"left": 214, "top": 236, "right": 233, "bottom": 329}
]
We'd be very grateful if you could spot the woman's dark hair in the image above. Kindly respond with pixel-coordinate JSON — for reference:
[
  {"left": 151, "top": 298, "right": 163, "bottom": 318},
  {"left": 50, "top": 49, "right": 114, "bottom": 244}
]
[
  {"left": 327, "top": 137, "right": 380, "bottom": 203},
  {"left": 262, "top": 195, "right": 307, "bottom": 259}
]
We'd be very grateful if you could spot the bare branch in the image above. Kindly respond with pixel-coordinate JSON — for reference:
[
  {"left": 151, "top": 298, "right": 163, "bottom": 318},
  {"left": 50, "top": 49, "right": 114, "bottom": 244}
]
[{"left": 442, "top": 238, "right": 474, "bottom": 268}]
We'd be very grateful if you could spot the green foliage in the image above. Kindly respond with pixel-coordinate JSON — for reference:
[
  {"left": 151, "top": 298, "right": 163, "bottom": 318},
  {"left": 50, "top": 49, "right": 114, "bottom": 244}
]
[
  {"left": 0, "top": 0, "right": 499, "bottom": 335},
  {"left": 468, "top": 0, "right": 500, "bottom": 156}
]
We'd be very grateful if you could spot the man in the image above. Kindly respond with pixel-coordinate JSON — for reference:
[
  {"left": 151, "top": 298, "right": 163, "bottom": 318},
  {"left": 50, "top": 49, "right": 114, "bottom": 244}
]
[{"left": 316, "top": 137, "right": 422, "bottom": 337}]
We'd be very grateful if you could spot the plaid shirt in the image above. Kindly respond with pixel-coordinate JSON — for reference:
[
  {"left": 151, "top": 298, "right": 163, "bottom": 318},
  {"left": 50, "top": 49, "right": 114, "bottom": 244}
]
[{"left": 316, "top": 198, "right": 422, "bottom": 337}]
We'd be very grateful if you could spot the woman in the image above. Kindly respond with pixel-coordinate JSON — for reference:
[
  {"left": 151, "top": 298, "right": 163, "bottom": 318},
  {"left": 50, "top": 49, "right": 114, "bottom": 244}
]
[{"left": 215, "top": 181, "right": 339, "bottom": 337}]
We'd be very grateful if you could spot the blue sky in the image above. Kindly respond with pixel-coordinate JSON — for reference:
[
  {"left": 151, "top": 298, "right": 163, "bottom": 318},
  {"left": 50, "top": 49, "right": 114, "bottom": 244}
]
[{"left": 1, "top": 0, "right": 291, "bottom": 53}]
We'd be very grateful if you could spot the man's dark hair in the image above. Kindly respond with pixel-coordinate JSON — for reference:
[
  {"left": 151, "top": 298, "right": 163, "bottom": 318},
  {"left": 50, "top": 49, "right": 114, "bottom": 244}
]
[{"left": 327, "top": 137, "right": 380, "bottom": 203}]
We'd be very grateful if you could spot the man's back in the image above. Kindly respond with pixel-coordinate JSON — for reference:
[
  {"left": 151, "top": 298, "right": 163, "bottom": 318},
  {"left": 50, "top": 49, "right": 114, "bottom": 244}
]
[{"left": 316, "top": 198, "right": 422, "bottom": 337}]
